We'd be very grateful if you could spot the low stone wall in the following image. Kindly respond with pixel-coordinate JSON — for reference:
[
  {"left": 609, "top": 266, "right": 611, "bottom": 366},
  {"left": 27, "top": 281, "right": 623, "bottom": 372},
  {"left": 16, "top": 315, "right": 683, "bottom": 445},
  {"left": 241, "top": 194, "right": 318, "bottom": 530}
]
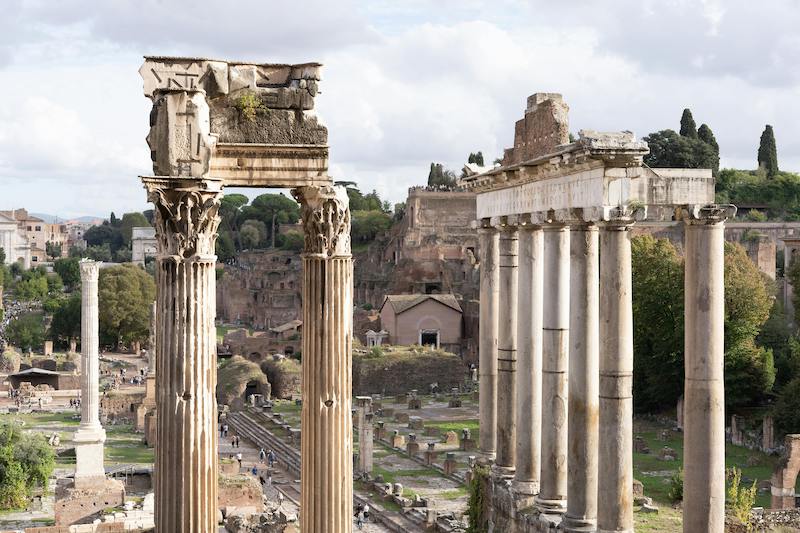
[
  {"left": 352, "top": 348, "right": 465, "bottom": 396},
  {"left": 100, "top": 390, "right": 145, "bottom": 423},
  {"left": 219, "top": 474, "right": 264, "bottom": 518}
]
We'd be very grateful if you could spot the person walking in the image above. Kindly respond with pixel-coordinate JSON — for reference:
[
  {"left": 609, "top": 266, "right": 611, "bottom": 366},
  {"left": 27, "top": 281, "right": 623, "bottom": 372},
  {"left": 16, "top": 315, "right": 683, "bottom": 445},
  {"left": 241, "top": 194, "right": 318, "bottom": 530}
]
[
  {"left": 363, "top": 503, "right": 370, "bottom": 522},
  {"left": 236, "top": 452, "right": 242, "bottom": 469},
  {"left": 356, "top": 510, "right": 365, "bottom": 530},
  {"left": 267, "top": 449, "right": 276, "bottom": 468},
  {"left": 259, "top": 448, "right": 266, "bottom": 464}
]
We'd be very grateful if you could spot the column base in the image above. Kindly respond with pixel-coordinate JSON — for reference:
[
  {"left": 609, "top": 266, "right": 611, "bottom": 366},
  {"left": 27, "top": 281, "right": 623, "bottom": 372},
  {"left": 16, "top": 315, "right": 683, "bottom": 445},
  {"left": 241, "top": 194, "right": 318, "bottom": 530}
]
[
  {"left": 491, "top": 465, "right": 515, "bottom": 479},
  {"left": 512, "top": 479, "right": 539, "bottom": 495},
  {"left": 535, "top": 495, "right": 567, "bottom": 515},
  {"left": 73, "top": 426, "right": 106, "bottom": 444},
  {"left": 562, "top": 515, "right": 597, "bottom": 532}
]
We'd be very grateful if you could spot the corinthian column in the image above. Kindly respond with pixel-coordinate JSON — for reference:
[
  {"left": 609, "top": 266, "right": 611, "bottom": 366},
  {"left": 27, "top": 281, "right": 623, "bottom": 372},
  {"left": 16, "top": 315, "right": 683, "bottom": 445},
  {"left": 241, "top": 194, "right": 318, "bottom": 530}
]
[
  {"left": 478, "top": 222, "right": 499, "bottom": 457},
  {"left": 495, "top": 221, "right": 518, "bottom": 475},
  {"left": 144, "top": 176, "right": 223, "bottom": 533},
  {"left": 515, "top": 222, "right": 543, "bottom": 494},
  {"left": 682, "top": 205, "right": 734, "bottom": 533},
  {"left": 73, "top": 259, "right": 106, "bottom": 488},
  {"left": 564, "top": 222, "right": 599, "bottom": 532},
  {"left": 293, "top": 185, "right": 354, "bottom": 533},
  {"left": 598, "top": 215, "right": 635, "bottom": 533},
  {"left": 536, "top": 223, "right": 569, "bottom": 515}
]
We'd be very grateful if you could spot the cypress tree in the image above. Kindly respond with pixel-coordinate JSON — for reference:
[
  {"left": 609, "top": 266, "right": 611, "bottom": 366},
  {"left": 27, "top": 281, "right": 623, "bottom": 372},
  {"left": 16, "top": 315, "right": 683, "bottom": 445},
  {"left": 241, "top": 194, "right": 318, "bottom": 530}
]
[
  {"left": 758, "top": 125, "right": 779, "bottom": 178},
  {"left": 698, "top": 124, "right": 720, "bottom": 176},
  {"left": 679, "top": 108, "right": 698, "bottom": 138}
]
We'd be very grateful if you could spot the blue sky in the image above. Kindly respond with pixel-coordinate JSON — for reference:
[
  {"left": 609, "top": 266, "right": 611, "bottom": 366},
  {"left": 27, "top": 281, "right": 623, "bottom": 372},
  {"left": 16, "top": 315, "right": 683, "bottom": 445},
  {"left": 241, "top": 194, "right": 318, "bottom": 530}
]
[{"left": 1, "top": 0, "right": 798, "bottom": 218}]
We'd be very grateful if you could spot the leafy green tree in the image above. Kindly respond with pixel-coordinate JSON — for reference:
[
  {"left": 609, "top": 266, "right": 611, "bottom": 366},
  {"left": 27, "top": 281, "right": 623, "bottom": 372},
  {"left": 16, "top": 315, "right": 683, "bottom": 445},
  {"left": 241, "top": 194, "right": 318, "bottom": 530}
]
[
  {"left": 643, "top": 130, "right": 718, "bottom": 176},
  {"left": 280, "top": 231, "right": 304, "bottom": 251},
  {"left": 758, "top": 125, "right": 779, "bottom": 178},
  {"left": 241, "top": 219, "right": 267, "bottom": 247},
  {"left": 679, "top": 108, "right": 698, "bottom": 138},
  {"left": 219, "top": 193, "right": 249, "bottom": 236},
  {"left": 697, "top": 124, "right": 719, "bottom": 175},
  {"left": 113, "top": 248, "right": 132, "bottom": 263},
  {"left": 45, "top": 242, "right": 61, "bottom": 261},
  {"left": 468, "top": 151, "right": 485, "bottom": 166},
  {"left": 84, "top": 244, "right": 112, "bottom": 262},
  {"left": 346, "top": 187, "right": 386, "bottom": 213},
  {"left": 632, "top": 236, "right": 775, "bottom": 411},
  {"left": 46, "top": 273, "right": 63, "bottom": 294},
  {"left": 84, "top": 224, "right": 123, "bottom": 253},
  {"left": 427, "top": 163, "right": 457, "bottom": 188},
  {"left": 6, "top": 313, "right": 45, "bottom": 352},
  {"left": 216, "top": 231, "right": 236, "bottom": 262},
  {"left": 14, "top": 274, "right": 48, "bottom": 301},
  {"left": 239, "top": 224, "right": 260, "bottom": 249},
  {"left": 49, "top": 293, "right": 81, "bottom": 347},
  {"left": 0, "top": 423, "right": 54, "bottom": 510},
  {"left": 53, "top": 258, "right": 81, "bottom": 290},
  {"left": 98, "top": 264, "right": 156, "bottom": 348},
  {"left": 119, "top": 212, "right": 150, "bottom": 246},
  {"left": 351, "top": 211, "right": 393, "bottom": 245}
]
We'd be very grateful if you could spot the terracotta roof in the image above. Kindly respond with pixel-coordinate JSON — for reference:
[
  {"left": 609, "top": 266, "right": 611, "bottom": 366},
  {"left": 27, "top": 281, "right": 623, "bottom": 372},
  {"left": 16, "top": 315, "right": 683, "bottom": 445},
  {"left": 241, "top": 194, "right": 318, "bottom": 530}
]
[{"left": 380, "top": 294, "right": 462, "bottom": 315}]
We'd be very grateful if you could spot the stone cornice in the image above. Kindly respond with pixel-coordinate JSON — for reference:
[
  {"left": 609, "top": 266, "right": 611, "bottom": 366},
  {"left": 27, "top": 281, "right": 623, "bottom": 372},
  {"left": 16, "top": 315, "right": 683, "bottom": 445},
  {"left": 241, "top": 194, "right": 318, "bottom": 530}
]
[{"left": 458, "top": 131, "right": 648, "bottom": 194}]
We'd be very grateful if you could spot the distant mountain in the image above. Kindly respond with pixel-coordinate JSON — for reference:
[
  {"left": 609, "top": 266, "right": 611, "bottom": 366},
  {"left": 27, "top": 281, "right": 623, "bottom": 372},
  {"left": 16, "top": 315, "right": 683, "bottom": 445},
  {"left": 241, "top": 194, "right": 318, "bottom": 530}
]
[{"left": 30, "top": 213, "right": 104, "bottom": 225}]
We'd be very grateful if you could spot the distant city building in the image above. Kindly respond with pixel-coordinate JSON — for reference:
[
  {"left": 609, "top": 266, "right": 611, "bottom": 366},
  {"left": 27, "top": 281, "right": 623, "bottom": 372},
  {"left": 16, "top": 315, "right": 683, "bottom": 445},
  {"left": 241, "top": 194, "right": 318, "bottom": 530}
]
[
  {"left": 131, "top": 227, "right": 157, "bottom": 265},
  {"left": 0, "top": 212, "right": 32, "bottom": 268},
  {"left": 0, "top": 209, "right": 69, "bottom": 263},
  {"left": 379, "top": 293, "right": 463, "bottom": 352}
]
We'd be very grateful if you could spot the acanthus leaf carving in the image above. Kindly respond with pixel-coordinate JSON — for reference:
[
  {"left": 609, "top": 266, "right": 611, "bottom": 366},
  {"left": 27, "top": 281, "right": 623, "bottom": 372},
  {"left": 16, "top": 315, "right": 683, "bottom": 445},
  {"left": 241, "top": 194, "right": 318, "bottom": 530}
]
[
  {"left": 145, "top": 182, "right": 222, "bottom": 259},
  {"left": 292, "top": 185, "right": 351, "bottom": 257}
]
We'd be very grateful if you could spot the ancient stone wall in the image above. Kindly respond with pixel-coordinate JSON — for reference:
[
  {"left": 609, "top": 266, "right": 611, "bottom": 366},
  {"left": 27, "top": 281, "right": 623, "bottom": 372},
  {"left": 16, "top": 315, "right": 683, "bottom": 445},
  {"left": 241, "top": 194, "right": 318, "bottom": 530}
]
[
  {"left": 217, "top": 250, "right": 302, "bottom": 328},
  {"left": 352, "top": 348, "right": 465, "bottom": 395},
  {"left": 99, "top": 390, "right": 145, "bottom": 423},
  {"left": 261, "top": 358, "right": 302, "bottom": 399}
]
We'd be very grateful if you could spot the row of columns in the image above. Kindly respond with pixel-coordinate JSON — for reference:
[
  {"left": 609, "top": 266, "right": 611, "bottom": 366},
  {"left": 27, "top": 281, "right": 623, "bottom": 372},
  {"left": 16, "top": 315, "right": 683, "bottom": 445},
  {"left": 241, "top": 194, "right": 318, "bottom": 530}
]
[{"left": 478, "top": 206, "right": 729, "bottom": 533}]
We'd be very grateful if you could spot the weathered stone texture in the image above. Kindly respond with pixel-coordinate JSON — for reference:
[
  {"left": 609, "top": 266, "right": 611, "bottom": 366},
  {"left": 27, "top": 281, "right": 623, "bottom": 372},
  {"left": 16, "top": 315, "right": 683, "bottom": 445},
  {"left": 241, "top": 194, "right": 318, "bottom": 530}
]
[{"left": 503, "top": 93, "right": 569, "bottom": 165}]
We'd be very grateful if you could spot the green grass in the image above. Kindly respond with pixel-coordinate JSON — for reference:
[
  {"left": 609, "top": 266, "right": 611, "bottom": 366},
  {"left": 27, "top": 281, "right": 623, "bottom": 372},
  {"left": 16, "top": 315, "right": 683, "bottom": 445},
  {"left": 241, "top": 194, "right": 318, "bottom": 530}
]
[
  {"left": 425, "top": 418, "right": 480, "bottom": 442},
  {"left": 632, "top": 419, "right": 778, "bottom": 508},
  {"left": 105, "top": 424, "right": 154, "bottom": 464},
  {"left": 634, "top": 505, "right": 682, "bottom": 532},
  {"left": 438, "top": 487, "right": 468, "bottom": 500}
]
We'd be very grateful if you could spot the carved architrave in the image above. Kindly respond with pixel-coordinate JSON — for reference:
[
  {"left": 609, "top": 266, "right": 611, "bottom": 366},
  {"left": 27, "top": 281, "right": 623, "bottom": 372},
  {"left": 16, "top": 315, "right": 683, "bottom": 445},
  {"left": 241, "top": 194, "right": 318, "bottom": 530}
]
[
  {"left": 292, "top": 185, "right": 351, "bottom": 257},
  {"left": 143, "top": 177, "right": 223, "bottom": 259}
]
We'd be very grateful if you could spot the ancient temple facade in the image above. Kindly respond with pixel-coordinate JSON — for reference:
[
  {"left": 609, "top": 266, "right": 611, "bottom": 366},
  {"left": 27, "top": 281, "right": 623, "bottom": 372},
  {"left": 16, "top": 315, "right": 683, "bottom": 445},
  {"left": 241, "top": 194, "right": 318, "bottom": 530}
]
[
  {"left": 139, "top": 56, "right": 353, "bottom": 533},
  {"left": 461, "top": 93, "right": 731, "bottom": 533}
]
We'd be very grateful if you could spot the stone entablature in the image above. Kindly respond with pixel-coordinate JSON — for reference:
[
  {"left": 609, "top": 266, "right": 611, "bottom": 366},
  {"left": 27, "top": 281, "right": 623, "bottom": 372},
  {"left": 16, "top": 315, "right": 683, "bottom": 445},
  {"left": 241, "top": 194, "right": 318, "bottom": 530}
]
[
  {"left": 140, "top": 56, "right": 329, "bottom": 188},
  {"left": 461, "top": 131, "right": 714, "bottom": 222}
]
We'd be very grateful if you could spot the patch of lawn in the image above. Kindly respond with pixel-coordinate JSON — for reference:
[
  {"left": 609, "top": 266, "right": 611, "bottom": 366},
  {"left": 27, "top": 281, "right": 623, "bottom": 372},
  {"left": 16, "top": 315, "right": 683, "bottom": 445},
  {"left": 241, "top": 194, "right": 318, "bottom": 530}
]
[{"left": 634, "top": 505, "right": 682, "bottom": 532}]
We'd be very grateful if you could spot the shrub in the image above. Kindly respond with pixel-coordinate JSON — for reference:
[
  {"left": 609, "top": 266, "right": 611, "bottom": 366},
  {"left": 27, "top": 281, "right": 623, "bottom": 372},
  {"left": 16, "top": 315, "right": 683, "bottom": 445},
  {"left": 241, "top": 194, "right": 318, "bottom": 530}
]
[
  {"left": 727, "top": 467, "right": 756, "bottom": 530},
  {"left": 668, "top": 468, "right": 684, "bottom": 502},
  {"left": 466, "top": 464, "right": 490, "bottom": 533}
]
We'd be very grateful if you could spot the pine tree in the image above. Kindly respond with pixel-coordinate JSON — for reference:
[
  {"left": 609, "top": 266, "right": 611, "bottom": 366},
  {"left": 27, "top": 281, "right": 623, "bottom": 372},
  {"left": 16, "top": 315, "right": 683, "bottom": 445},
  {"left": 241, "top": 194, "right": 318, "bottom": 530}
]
[
  {"left": 697, "top": 124, "right": 720, "bottom": 176},
  {"left": 757, "top": 125, "right": 779, "bottom": 178},
  {"left": 679, "top": 109, "right": 698, "bottom": 138}
]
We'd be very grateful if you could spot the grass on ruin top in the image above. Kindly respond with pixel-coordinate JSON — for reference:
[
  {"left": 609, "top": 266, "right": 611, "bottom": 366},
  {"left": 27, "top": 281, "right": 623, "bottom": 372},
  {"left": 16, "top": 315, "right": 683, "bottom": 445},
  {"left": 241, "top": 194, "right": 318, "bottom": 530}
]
[{"left": 633, "top": 505, "right": 682, "bottom": 532}]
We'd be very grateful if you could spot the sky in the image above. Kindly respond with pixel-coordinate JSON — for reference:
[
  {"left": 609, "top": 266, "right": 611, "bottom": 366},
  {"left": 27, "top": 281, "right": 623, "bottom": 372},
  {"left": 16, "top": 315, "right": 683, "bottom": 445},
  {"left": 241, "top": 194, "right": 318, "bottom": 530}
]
[{"left": 0, "top": 0, "right": 798, "bottom": 219}]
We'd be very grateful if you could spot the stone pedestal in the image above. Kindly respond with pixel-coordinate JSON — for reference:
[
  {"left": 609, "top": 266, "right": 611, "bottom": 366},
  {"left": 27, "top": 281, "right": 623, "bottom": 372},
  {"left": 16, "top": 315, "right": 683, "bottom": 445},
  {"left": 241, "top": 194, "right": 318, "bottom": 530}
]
[
  {"left": 356, "top": 396, "right": 373, "bottom": 475},
  {"left": 598, "top": 219, "right": 635, "bottom": 533},
  {"left": 515, "top": 223, "right": 543, "bottom": 495},
  {"left": 478, "top": 223, "right": 499, "bottom": 457},
  {"left": 564, "top": 223, "right": 599, "bottom": 532},
  {"left": 294, "top": 186, "right": 354, "bottom": 533},
  {"left": 682, "top": 206, "right": 732, "bottom": 533},
  {"left": 536, "top": 224, "right": 569, "bottom": 514},
  {"left": 54, "top": 478, "right": 125, "bottom": 526},
  {"left": 144, "top": 176, "right": 223, "bottom": 533}
]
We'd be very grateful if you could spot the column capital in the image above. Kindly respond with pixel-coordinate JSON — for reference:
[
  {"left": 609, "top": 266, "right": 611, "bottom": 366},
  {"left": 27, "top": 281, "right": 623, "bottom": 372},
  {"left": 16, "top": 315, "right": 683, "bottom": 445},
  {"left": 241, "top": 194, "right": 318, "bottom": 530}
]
[
  {"left": 600, "top": 204, "right": 648, "bottom": 228},
  {"left": 143, "top": 176, "right": 223, "bottom": 260},
  {"left": 79, "top": 259, "right": 100, "bottom": 282},
  {"left": 678, "top": 204, "right": 737, "bottom": 225},
  {"left": 292, "top": 185, "right": 351, "bottom": 258}
]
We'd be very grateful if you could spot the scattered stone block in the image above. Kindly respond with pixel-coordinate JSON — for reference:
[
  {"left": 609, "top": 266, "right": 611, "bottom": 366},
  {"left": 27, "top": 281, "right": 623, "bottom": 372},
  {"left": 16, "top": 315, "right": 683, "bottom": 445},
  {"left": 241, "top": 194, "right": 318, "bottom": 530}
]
[
  {"left": 641, "top": 503, "right": 659, "bottom": 513},
  {"left": 444, "top": 431, "right": 458, "bottom": 446},
  {"left": 408, "top": 416, "right": 424, "bottom": 430},
  {"left": 633, "top": 436, "right": 650, "bottom": 454},
  {"left": 391, "top": 431, "right": 405, "bottom": 449},
  {"left": 395, "top": 412, "right": 410, "bottom": 424},
  {"left": 632, "top": 479, "right": 644, "bottom": 498},
  {"left": 658, "top": 446, "right": 677, "bottom": 461}
]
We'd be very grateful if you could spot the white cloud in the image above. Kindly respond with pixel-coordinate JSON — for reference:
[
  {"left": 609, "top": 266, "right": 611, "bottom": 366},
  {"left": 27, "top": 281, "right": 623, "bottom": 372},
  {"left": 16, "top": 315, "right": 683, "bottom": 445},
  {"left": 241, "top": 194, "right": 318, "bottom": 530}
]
[{"left": 0, "top": 0, "right": 798, "bottom": 217}]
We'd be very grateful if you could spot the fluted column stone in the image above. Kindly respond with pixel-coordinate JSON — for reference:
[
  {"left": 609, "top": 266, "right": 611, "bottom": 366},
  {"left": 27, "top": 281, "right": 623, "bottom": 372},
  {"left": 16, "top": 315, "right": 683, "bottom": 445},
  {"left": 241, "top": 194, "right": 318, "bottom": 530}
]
[
  {"left": 478, "top": 223, "right": 499, "bottom": 457},
  {"left": 564, "top": 223, "right": 599, "bottom": 532},
  {"left": 495, "top": 222, "right": 518, "bottom": 475},
  {"left": 514, "top": 223, "right": 543, "bottom": 494},
  {"left": 293, "top": 185, "right": 354, "bottom": 533},
  {"left": 73, "top": 259, "right": 106, "bottom": 488},
  {"left": 598, "top": 217, "right": 635, "bottom": 533},
  {"left": 144, "top": 176, "right": 222, "bottom": 533},
  {"left": 682, "top": 205, "right": 734, "bottom": 533},
  {"left": 536, "top": 223, "right": 569, "bottom": 514}
]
